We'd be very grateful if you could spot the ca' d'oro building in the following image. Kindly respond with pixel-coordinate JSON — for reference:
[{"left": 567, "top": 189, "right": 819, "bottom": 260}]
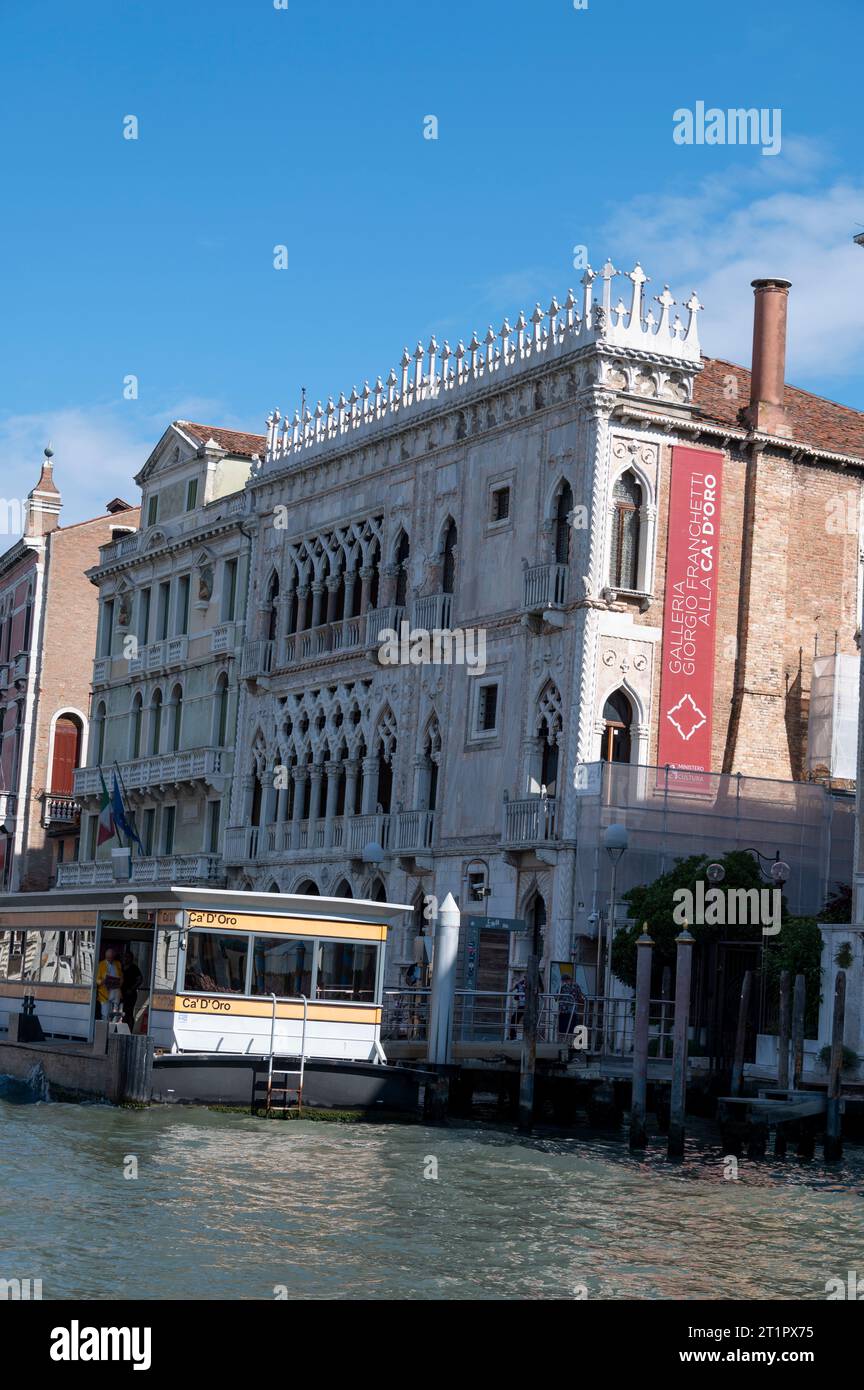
[{"left": 217, "top": 266, "right": 862, "bottom": 986}]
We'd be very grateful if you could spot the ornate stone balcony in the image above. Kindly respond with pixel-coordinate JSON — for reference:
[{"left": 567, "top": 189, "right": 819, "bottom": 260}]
[
  {"left": 127, "top": 636, "right": 189, "bottom": 678},
  {"left": 57, "top": 853, "right": 224, "bottom": 888},
  {"left": 40, "top": 793, "right": 80, "bottom": 830},
  {"left": 73, "top": 747, "right": 230, "bottom": 799},
  {"left": 523, "top": 563, "right": 568, "bottom": 613},
  {"left": 243, "top": 608, "right": 405, "bottom": 679},
  {"left": 411, "top": 593, "right": 453, "bottom": 631},
  {"left": 502, "top": 795, "right": 558, "bottom": 848},
  {"left": 223, "top": 808, "right": 436, "bottom": 865}
]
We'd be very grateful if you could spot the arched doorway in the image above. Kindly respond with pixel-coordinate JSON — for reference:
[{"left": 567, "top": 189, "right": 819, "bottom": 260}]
[{"left": 600, "top": 690, "right": 633, "bottom": 764}]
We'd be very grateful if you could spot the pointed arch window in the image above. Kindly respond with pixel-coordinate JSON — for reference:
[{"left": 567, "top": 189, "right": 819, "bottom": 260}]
[
  {"left": 610, "top": 471, "right": 642, "bottom": 591},
  {"left": 555, "top": 482, "right": 573, "bottom": 566},
  {"left": 265, "top": 572, "right": 280, "bottom": 642},
  {"left": 394, "top": 531, "right": 410, "bottom": 608},
  {"left": 442, "top": 521, "right": 458, "bottom": 594}
]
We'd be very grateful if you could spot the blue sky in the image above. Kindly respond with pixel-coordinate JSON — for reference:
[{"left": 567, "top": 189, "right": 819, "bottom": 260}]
[{"left": 2, "top": 0, "right": 863, "bottom": 528}]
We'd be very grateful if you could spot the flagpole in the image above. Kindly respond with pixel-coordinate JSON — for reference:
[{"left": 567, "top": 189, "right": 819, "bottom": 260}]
[{"left": 112, "top": 761, "right": 132, "bottom": 853}]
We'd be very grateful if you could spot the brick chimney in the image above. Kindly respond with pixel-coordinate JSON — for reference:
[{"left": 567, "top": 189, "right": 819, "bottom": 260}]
[{"left": 745, "top": 278, "right": 792, "bottom": 437}]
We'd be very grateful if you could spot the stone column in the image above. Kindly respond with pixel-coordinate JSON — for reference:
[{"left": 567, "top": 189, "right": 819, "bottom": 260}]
[
  {"left": 379, "top": 563, "right": 398, "bottom": 608},
  {"left": 359, "top": 566, "right": 376, "bottom": 615},
  {"left": 324, "top": 762, "right": 342, "bottom": 847},
  {"left": 343, "top": 759, "right": 359, "bottom": 819},
  {"left": 325, "top": 576, "right": 341, "bottom": 625},
  {"left": 307, "top": 763, "right": 324, "bottom": 826},
  {"left": 361, "top": 755, "right": 379, "bottom": 816},
  {"left": 290, "top": 768, "right": 307, "bottom": 849},
  {"left": 310, "top": 583, "right": 325, "bottom": 630},
  {"left": 296, "top": 586, "right": 310, "bottom": 632}
]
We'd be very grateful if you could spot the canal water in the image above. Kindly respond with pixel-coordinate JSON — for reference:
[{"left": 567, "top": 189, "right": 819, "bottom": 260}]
[{"left": 2, "top": 1077, "right": 863, "bottom": 1300}]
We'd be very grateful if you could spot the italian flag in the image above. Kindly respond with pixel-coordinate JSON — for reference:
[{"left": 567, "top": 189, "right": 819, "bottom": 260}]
[{"left": 97, "top": 770, "right": 115, "bottom": 846}]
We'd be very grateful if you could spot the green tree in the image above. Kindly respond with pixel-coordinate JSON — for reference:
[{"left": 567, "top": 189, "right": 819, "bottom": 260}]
[{"left": 611, "top": 850, "right": 769, "bottom": 989}]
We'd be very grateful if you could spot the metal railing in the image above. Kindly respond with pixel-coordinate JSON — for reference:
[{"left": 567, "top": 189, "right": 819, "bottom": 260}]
[{"left": 382, "top": 989, "right": 675, "bottom": 1057}]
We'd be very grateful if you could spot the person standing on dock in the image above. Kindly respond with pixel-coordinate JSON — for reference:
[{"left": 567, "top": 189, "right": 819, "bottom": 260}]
[{"left": 96, "top": 947, "right": 123, "bottom": 1022}]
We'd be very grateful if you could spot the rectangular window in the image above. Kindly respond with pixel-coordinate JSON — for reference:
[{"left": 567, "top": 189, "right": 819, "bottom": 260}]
[
  {"left": 491, "top": 486, "right": 510, "bottom": 522},
  {"left": 222, "top": 558, "right": 238, "bottom": 621},
  {"left": 184, "top": 931, "right": 248, "bottom": 994},
  {"left": 87, "top": 814, "right": 98, "bottom": 860},
  {"left": 185, "top": 478, "right": 198, "bottom": 512},
  {"left": 251, "top": 936, "right": 313, "bottom": 998},
  {"left": 147, "top": 494, "right": 159, "bottom": 527},
  {"left": 139, "top": 587, "right": 151, "bottom": 645},
  {"left": 154, "top": 929, "right": 180, "bottom": 991},
  {"left": 176, "top": 576, "right": 190, "bottom": 636},
  {"left": 162, "top": 805, "right": 176, "bottom": 855},
  {"left": 314, "top": 941, "right": 377, "bottom": 1002},
  {"left": 157, "top": 582, "right": 170, "bottom": 641},
  {"left": 477, "top": 683, "right": 499, "bottom": 733},
  {"left": 206, "top": 800, "right": 221, "bottom": 854},
  {"left": 2, "top": 930, "right": 26, "bottom": 981},
  {"left": 143, "top": 808, "right": 155, "bottom": 856},
  {"left": 100, "top": 600, "right": 114, "bottom": 657}
]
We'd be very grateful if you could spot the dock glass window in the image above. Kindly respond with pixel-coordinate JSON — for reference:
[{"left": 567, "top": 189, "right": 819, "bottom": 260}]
[
  {"left": 0, "top": 929, "right": 94, "bottom": 985},
  {"left": 315, "top": 941, "right": 377, "bottom": 1002},
  {"left": 184, "top": 931, "right": 247, "bottom": 994},
  {"left": 251, "top": 936, "right": 312, "bottom": 998}
]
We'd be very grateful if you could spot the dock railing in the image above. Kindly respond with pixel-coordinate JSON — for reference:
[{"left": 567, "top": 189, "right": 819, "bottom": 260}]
[{"left": 382, "top": 989, "right": 675, "bottom": 1058}]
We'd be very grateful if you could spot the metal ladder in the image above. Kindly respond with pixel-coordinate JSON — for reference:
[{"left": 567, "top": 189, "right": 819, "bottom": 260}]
[{"left": 265, "top": 993, "right": 308, "bottom": 1117}]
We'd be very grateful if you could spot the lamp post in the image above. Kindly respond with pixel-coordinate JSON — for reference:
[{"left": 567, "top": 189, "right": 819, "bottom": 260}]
[
  {"left": 602, "top": 823, "right": 629, "bottom": 1051},
  {"left": 704, "top": 849, "right": 790, "bottom": 1046}
]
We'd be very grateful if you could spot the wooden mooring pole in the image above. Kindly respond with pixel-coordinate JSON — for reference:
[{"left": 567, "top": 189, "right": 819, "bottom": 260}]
[
  {"left": 777, "top": 969, "right": 791, "bottom": 1090},
  {"left": 824, "top": 970, "right": 846, "bottom": 1162},
  {"left": 518, "top": 916, "right": 541, "bottom": 1132},
  {"left": 668, "top": 927, "right": 694, "bottom": 1158},
  {"left": 791, "top": 973, "right": 806, "bottom": 1091},
  {"left": 730, "top": 971, "right": 753, "bottom": 1098},
  {"left": 629, "top": 925, "right": 653, "bottom": 1150}
]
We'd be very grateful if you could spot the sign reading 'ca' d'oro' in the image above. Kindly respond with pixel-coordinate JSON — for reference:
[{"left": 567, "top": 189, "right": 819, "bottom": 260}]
[{"left": 657, "top": 446, "right": 724, "bottom": 790}]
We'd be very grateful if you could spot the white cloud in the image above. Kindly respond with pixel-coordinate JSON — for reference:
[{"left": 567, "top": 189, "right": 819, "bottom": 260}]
[
  {"left": 599, "top": 140, "right": 864, "bottom": 381},
  {"left": 0, "top": 394, "right": 240, "bottom": 543}
]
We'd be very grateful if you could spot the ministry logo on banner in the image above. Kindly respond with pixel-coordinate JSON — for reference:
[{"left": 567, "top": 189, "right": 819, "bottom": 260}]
[{"left": 657, "top": 446, "right": 724, "bottom": 789}]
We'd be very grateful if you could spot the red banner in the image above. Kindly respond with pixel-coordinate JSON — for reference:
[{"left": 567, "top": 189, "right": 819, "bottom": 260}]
[{"left": 657, "top": 446, "right": 724, "bottom": 788}]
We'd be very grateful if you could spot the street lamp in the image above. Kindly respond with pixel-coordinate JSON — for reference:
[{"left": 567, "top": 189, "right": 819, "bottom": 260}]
[
  {"left": 602, "top": 823, "right": 629, "bottom": 1048},
  {"left": 706, "top": 849, "right": 790, "bottom": 887}
]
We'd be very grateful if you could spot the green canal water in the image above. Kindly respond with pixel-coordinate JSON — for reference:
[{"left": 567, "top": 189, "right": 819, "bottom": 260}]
[{"left": 2, "top": 1079, "right": 863, "bottom": 1300}]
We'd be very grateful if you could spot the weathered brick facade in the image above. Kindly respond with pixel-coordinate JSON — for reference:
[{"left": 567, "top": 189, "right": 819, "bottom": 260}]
[{"left": 0, "top": 452, "right": 138, "bottom": 890}]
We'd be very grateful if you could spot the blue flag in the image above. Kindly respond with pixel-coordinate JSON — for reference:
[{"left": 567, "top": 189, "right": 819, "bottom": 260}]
[{"left": 112, "top": 773, "right": 145, "bottom": 855}]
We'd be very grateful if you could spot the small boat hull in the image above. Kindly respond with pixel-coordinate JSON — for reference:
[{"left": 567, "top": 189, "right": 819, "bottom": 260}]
[{"left": 152, "top": 1053, "right": 429, "bottom": 1113}]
